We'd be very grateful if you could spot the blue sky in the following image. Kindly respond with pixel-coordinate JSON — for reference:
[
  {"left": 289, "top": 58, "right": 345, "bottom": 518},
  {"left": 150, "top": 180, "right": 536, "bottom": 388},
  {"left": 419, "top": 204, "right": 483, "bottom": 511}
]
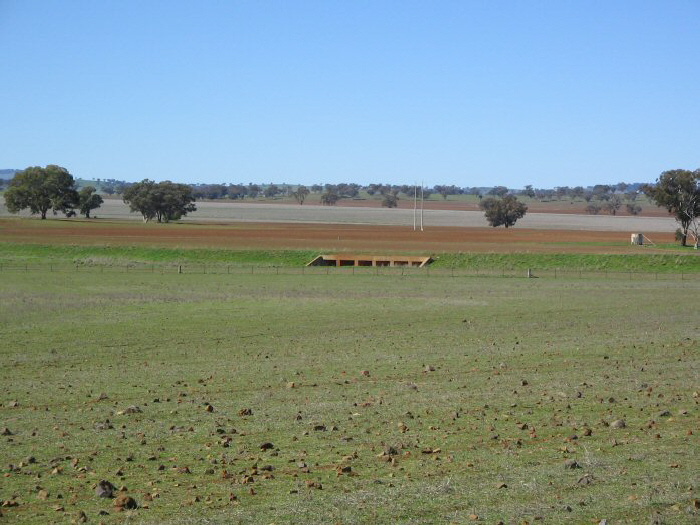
[{"left": 1, "top": 1, "right": 698, "bottom": 187}]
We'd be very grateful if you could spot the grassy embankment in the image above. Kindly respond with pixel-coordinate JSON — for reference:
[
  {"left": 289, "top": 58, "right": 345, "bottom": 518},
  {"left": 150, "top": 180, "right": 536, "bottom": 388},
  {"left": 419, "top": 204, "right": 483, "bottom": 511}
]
[{"left": 0, "top": 242, "right": 698, "bottom": 273}]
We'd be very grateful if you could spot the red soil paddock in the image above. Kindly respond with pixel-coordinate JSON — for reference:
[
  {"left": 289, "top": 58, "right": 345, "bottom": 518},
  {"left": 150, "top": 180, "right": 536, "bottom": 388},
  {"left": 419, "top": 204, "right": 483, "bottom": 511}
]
[{"left": 0, "top": 218, "right": 678, "bottom": 254}]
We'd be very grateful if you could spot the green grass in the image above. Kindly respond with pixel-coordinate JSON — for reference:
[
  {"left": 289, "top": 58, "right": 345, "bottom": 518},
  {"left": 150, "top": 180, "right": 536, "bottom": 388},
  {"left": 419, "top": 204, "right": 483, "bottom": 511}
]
[
  {"left": 548, "top": 241, "right": 699, "bottom": 251},
  {"left": 1, "top": 242, "right": 699, "bottom": 274},
  {"left": 0, "top": 271, "right": 698, "bottom": 523},
  {"left": 434, "top": 252, "right": 700, "bottom": 273},
  {"left": 0, "top": 242, "right": 316, "bottom": 267}
]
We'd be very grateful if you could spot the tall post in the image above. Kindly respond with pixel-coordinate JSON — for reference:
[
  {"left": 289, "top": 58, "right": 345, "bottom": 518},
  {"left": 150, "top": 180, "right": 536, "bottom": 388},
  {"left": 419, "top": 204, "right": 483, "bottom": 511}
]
[
  {"left": 413, "top": 183, "right": 417, "bottom": 231},
  {"left": 420, "top": 181, "right": 424, "bottom": 231}
]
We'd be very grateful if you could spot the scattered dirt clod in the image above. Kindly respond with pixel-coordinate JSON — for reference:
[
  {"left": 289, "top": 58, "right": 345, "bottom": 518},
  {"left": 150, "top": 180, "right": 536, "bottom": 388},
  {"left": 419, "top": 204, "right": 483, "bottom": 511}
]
[
  {"left": 114, "top": 494, "right": 137, "bottom": 510},
  {"left": 95, "top": 480, "right": 115, "bottom": 498}
]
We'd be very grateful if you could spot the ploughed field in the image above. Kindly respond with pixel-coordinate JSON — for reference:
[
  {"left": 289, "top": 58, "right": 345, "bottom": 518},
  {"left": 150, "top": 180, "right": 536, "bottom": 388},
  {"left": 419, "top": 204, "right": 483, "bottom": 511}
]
[
  {"left": 1, "top": 270, "right": 698, "bottom": 523},
  {"left": 0, "top": 217, "right": 682, "bottom": 255}
]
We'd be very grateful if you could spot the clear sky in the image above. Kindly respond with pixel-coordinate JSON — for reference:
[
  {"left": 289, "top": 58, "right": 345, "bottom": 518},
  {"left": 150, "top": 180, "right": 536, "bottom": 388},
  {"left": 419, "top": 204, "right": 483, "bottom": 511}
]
[{"left": 1, "top": 1, "right": 698, "bottom": 188}]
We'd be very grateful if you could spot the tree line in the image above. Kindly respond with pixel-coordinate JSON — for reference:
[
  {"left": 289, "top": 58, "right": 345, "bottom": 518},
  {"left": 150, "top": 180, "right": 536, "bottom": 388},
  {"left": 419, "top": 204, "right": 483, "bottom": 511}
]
[
  {"left": 3, "top": 169, "right": 655, "bottom": 204},
  {"left": 80, "top": 179, "right": 649, "bottom": 204}
]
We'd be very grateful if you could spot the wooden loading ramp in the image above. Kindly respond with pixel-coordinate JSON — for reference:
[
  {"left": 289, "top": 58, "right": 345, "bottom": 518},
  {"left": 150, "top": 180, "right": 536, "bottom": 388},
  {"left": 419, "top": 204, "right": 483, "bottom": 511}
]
[{"left": 306, "top": 254, "right": 433, "bottom": 268}]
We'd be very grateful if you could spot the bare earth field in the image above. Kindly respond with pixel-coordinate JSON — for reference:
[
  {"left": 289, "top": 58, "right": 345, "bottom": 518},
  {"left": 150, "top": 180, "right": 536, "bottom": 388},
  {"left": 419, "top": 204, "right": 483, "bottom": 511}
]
[{"left": 0, "top": 217, "right": 679, "bottom": 255}]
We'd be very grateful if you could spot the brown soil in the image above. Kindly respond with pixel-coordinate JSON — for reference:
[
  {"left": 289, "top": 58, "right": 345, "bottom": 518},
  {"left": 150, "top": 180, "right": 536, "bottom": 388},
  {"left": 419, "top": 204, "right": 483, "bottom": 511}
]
[{"left": 0, "top": 218, "right": 678, "bottom": 254}]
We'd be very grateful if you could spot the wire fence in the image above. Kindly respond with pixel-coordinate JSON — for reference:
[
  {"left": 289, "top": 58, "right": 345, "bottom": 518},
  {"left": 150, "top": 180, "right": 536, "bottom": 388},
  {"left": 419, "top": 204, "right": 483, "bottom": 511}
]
[{"left": 0, "top": 261, "right": 698, "bottom": 281}]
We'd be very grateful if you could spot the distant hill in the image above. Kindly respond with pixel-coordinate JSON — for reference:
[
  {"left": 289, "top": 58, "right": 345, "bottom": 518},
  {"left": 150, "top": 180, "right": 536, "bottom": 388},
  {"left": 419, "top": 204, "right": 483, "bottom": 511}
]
[{"left": 0, "top": 169, "right": 19, "bottom": 180}]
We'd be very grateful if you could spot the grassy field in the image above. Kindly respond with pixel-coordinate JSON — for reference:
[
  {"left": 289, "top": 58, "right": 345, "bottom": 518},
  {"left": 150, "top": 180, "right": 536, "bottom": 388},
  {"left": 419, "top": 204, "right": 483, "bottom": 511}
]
[
  {"left": 1, "top": 242, "right": 699, "bottom": 274},
  {"left": 1, "top": 269, "right": 698, "bottom": 524},
  {"left": 0, "top": 242, "right": 317, "bottom": 268}
]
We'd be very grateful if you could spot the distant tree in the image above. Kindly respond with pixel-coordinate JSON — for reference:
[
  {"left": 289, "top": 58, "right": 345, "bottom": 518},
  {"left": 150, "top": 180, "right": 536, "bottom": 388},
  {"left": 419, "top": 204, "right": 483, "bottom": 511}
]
[
  {"left": 102, "top": 184, "right": 115, "bottom": 195},
  {"left": 536, "top": 189, "right": 554, "bottom": 201},
  {"left": 555, "top": 186, "right": 569, "bottom": 200},
  {"left": 399, "top": 185, "right": 413, "bottom": 197},
  {"left": 78, "top": 186, "right": 103, "bottom": 218},
  {"left": 643, "top": 169, "right": 700, "bottom": 247},
  {"left": 156, "top": 182, "right": 197, "bottom": 222},
  {"left": 626, "top": 203, "right": 642, "bottom": 216},
  {"left": 191, "top": 184, "right": 227, "bottom": 200},
  {"left": 247, "top": 184, "right": 260, "bottom": 198},
  {"left": 604, "top": 195, "right": 622, "bottom": 215},
  {"left": 488, "top": 186, "right": 509, "bottom": 197},
  {"left": 479, "top": 195, "right": 527, "bottom": 228},
  {"left": 571, "top": 186, "right": 585, "bottom": 200},
  {"left": 583, "top": 191, "right": 594, "bottom": 202},
  {"left": 381, "top": 194, "right": 399, "bottom": 208},
  {"left": 292, "top": 185, "right": 310, "bottom": 205},
  {"left": 616, "top": 182, "right": 628, "bottom": 193},
  {"left": 191, "top": 185, "right": 204, "bottom": 199},
  {"left": 226, "top": 184, "right": 247, "bottom": 200},
  {"left": 366, "top": 183, "right": 382, "bottom": 196},
  {"left": 123, "top": 180, "right": 158, "bottom": 221},
  {"left": 0, "top": 179, "right": 5, "bottom": 190},
  {"left": 337, "top": 183, "right": 360, "bottom": 198},
  {"left": 208, "top": 184, "right": 227, "bottom": 199},
  {"left": 592, "top": 185, "right": 611, "bottom": 201},
  {"left": 465, "top": 187, "right": 481, "bottom": 197},
  {"left": 585, "top": 203, "right": 601, "bottom": 215},
  {"left": 310, "top": 184, "right": 323, "bottom": 193},
  {"left": 522, "top": 185, "right": 536, "bottom": 198},
  {"left": 434, "top": 184, "right": 459, "bottom": 200},
  {"left": 4, "top": 165, "right": 79, "bottom": 219},
  {"left": 320, "top": 191, "right": 339, "bottom": 206},
  {"left": 624, "top": 190, "right": 638, "bottom": 202},
  {"left": 122, "top": 180, "right": 196, "bottom": 223},
  {"left": 264, "top": 184, "right": 279, "bottom": 198}
]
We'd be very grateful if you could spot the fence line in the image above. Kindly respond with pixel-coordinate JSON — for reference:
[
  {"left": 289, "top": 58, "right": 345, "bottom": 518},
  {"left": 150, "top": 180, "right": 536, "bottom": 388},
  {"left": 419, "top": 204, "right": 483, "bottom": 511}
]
[{"left": 0, "top": 261, "right": 697, "bottom": 281}]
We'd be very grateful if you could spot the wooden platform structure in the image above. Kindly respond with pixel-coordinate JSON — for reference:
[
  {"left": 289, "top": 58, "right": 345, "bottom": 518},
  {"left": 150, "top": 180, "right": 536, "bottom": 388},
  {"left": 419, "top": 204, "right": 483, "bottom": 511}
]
[{"left": 307, "top": 254, "right": 433, "bottom": 268}]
